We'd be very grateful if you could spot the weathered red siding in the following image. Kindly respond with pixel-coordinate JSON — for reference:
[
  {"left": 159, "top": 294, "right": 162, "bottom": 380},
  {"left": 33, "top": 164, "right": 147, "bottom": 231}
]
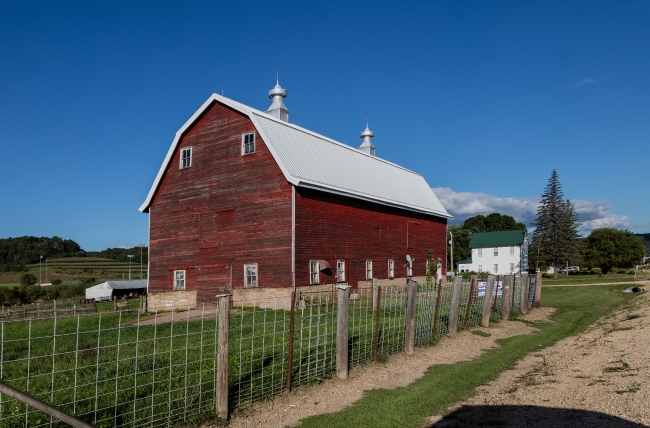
[
  {"left": 148, "top": 101, "right": 293, "bottom": 303},
  {"left": 294, "top": 188, "right": 447, "bottom": 287}
]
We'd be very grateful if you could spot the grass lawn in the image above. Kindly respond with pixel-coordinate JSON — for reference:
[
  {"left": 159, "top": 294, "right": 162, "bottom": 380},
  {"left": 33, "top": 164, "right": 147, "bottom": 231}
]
[
  {"left": 542, "top": 271, "right": 648, "bottom": 286},
  {"left": 297, "top": 286, "right": 634, "bottom": 428}
]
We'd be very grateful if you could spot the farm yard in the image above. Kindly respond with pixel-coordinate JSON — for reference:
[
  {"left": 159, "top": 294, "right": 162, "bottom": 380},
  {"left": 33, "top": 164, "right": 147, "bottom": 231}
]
[{"left": 0, "top": 277, "right": 530, "bottom": 427}]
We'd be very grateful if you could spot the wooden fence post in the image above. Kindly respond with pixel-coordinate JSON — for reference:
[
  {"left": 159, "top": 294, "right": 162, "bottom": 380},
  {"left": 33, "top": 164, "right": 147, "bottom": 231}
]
[
  {"left": 534, "top": 272, "right": 543, "bottom": 308},
  {"left": 405, "top": 279, "right": 417, "bottom": 354},
  {"left": 113, "top": 296, "right": 118, "bottom": 312},
  {"left": 216, "top": 294, "right": 230, "bottom": 420},
  {"left": 463, "top": 275, "right": 477, "bottom": 328},
  {"left": 336, "top": 285, "right": 350, "bottom": 380},
  {"left": 520, "top": 273, "right": 529, "bottom": 314},
  {"left": 481, "top": 275, "right": 495, "bottom": 327},
  {"left": 372, "top": 278, "right": 379, "bottom": 310},
  {"left": 431, "top": 278, "right": 443, "bottom": 336},
  {"left": 286, "top": 291, "right": 296, "bottom": 394},
  {"left": 448, "top": 276, "right": 463, "bottom": 336},
  {"left": 502, "top": 275, "right": 511, "bottom": 320}
]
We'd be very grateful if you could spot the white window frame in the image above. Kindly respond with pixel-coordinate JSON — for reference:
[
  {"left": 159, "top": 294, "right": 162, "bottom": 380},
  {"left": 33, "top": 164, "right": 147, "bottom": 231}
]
[
  {"left": 337, "top": 260, "right": 345, "bottom": 282},
  {"left": 244, "top": 264, "right": 258, "bottom": 287},
  {"left": 241, "top": 132, "right": 256, "bottom": 155},
  {"left": 510, "top": 246, "right": 515, "bottom": 256},
  {"left": 478, "top": 265, "right": 483, "bottom": 272},
  {"left": 366, "top": 260, "right": 373, "bottom": 280},
  {"left": 478, "top": 248, "right": 482, "bottom": 257},
  {"left": 388, "top": 259, "right": 394, "bottom": 278},
  {"left": 494, "top": 247, "right": 498, "bottom": 257},
  {"left": 310, "top": 261, "right": 320, "bottom": 285},
  {"left": 494, "top": 264, "right": 498, "bottom": 274},
  {"left": 174, "top": 270, "right": 186, "bottom": 290},
  {"left": 510, "top": 263, "right": 515, "bottom": 273},
  {"left": 180, "top": 147, "right": 192, "bottom": 169}
]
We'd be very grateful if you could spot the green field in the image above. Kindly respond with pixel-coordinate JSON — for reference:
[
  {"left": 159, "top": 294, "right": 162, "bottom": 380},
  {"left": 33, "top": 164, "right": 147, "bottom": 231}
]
[
  {"left": 542, "top": 269, "right": 648, "bottom": 286},
  {"left": 0, "top": 257, "right": 148, "bottom": 286}
]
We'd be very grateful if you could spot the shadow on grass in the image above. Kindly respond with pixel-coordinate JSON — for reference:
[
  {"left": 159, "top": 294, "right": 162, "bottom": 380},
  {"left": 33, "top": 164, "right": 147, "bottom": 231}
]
[{"left": 429, "top": 405, "right": 646, "bottom": 427}]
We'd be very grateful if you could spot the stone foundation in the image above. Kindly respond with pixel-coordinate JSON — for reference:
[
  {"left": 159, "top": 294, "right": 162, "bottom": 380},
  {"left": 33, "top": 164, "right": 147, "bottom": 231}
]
[{"left": 147, "top": 290, "right": 197, "bottom": 310}]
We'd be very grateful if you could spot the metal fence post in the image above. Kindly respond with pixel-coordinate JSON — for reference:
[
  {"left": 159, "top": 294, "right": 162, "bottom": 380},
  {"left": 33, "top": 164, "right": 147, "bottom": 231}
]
[
  {"left": 405, "top": 279, "right": 417, "bottom": 354},
  {"left": 336, "top": 285, "right": 350, "bottom": 379},
  {"left": 502, "top": 275, "right": 511, "bottom": 320},
  {"left": 286, "top": 291, "right": 296, "bottom": 394},
  {"left": 520, "top": 273, "right": 529, "bottom": 314},
  {"left": 481, "top": 275, "right": 495, "bottom": 327},
  {"left": 448, "top": 276, "right": 463, "bottom": 335},
  {"left": 216, "top": 294, "right": 230, "bottom": 420},
  {"left": 373, "top": 286, "right": 382, "bottom": 362},
  {"left": 463, "top": 275, "right": 476, "bottom": 329},
  {"left": 534, "top": 272, "right": 543, "bottom": 308},
  {"left": 431, "top": 278, "right": 443, "bottom": 336}
]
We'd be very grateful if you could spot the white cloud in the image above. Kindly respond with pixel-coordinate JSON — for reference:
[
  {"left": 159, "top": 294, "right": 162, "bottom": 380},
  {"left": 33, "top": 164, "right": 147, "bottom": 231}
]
[
  {"left": 575, "top": 77, "right": 598, "bottom": 86},
  {"left": 433, "top": 187, "right": 634, "bottom": 232}
]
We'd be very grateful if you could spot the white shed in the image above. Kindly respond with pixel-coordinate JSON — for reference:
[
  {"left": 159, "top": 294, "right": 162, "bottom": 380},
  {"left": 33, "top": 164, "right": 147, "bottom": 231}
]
[{"left": 85, "top": 279, "right": 147, "bottom": 301}]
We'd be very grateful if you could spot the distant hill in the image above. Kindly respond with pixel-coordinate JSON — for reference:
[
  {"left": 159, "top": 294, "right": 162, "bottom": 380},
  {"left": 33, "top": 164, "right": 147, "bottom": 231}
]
[{"left": 0, "top": 236, "right": 147, "bottom": 272}]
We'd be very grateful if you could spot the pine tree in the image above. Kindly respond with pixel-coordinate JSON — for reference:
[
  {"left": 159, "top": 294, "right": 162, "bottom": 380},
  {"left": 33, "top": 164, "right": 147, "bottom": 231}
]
[{"left": 531, "top": 170, "right": 581, "bottom": 278}]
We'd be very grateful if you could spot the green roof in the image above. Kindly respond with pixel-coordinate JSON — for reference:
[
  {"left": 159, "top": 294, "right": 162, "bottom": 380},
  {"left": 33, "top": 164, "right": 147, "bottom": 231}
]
[
  {"left": 468, "top": 230, "right": 527, "bottom": 249},
  {"left": 458, "top": 258, "right": 472, "bottom": 264}
]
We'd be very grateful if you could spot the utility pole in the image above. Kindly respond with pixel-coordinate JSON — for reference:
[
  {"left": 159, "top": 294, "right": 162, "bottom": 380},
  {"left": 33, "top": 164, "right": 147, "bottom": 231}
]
[
  {"left": 39, "top": 256, "right": 43, "bottom": 285},
  {"left": 127, "top": 255, "right": 134, "bottom": 280},
  {"left": 449, "top": 230, "right": 454, "bottom": 274},
  {"left": 46, "top": 259, "right": 48, "bottom": 282},
  {"left": 136, "top": 244, "right": 146, "bottom": 279}
]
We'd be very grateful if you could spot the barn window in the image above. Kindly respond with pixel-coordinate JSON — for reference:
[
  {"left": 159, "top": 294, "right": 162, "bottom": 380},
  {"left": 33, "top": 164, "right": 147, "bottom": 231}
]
[
  {"left": 510, "top": 246, "right": 515, "bottom": 256},
  {"left": 510, "top": 263, "right": 515, "bottom": 273},
  {"left": 310, "top": 261, "right": 320, "bottom": 285},
  {"left": 388, "top": 259, "right": 394, "bottom": 278},
  {"left": 174, "top": 270, "right": 186, "bottom": 290},
  {"left": 337, "top": 260, "right": 345, "bottom": 282},
  {"left": 242, "top": 132, "right": 255, "bottom": 155},
  {"left": 478, "top": 249, "right": 482, "bottom": 257},
  {"left": 366, "top": 261, "right": 373, "bottom": 280},
  {"left": 494, "top": 247, "right": 498, "bottom": 256},
  {"left": 244, "top": 264, "right": 258, "bottom": 287},
  {"left": 494, "top": 264, "right": 498, "bottom": 273},
  {"left": 478, "top": 265, "right": 483, "bottom": 272},
  {"left": 180, "top": 147, "right": 192, "bottom": 169}
]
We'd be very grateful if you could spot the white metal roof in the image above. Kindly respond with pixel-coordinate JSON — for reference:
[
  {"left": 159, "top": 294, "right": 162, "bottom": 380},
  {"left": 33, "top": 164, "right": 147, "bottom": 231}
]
[{"left": 140, "top": 94, "right": 451, "bottom": 218}]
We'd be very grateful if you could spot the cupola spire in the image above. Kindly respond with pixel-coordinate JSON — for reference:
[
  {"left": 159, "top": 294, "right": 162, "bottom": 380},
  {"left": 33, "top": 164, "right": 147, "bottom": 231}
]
[
  {"left": 358, "top": 120, "right": 376, "bottom": 156},
  {"left": 266, "top": 74, "right": 290, "bottom": 122}
]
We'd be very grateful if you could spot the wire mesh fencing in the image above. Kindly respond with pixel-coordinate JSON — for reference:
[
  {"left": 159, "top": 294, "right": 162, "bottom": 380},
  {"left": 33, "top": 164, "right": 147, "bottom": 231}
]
[
  {"left": 228, "top": 297, "right": 291, "bottom": 408},
  {"left": 0, "top": 305, "right": 220, "bottom": 428},
  {"left": 0, "top": 274, "right": 537, "bottom": 427},
  {"left": 0, "top": 299, "right": 97, "bottom": 321}
]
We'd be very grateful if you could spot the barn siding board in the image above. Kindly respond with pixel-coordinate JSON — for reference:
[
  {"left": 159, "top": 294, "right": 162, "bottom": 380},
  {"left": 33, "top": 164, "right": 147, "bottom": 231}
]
[
  {"left": 149, "top": 101, "right": 293, "bottom": 303},
  {"left": 294, "top": 188, "right": 447, "bottom": 287}
]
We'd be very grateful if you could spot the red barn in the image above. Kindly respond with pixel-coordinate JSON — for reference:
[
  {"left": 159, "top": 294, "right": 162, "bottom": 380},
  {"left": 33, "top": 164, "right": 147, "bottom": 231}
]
[{"left": 140, "top": 83, "right": 451, "bottom": 305}]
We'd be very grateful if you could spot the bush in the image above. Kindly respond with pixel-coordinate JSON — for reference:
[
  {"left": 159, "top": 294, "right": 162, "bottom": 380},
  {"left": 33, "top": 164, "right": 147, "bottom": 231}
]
[{"left": 19, "top": 273, "right": 37, "bottom": 286}]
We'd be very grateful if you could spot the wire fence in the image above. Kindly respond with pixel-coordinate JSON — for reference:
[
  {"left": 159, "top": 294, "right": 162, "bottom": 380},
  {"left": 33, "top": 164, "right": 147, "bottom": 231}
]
[
  {"left": 0, "top": 299, "right": 97, "bottom": 321},
  {"left": 0, "top": 274, "right": 540, "bottom": 427}
]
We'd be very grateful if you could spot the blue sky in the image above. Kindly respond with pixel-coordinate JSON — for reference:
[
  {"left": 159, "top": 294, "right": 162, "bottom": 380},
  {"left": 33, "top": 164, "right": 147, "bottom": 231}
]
[{"left": 1, "top": 1, "right": 648, "bottom": 250}]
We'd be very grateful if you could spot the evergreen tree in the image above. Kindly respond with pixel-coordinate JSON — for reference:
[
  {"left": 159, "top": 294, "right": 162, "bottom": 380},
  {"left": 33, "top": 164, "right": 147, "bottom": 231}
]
[{"left": 531, "top": 170, "right": 581, "bottom": 277}]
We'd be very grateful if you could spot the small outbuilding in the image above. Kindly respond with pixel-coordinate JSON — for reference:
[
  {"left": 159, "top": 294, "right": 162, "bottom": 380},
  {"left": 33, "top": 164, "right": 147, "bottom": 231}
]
[{"left": 85, "top": 279, "right": 147, "bottom": 301}]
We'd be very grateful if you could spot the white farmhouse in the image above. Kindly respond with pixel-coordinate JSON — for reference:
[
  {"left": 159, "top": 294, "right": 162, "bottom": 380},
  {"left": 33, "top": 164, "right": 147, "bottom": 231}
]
[{"left": 464, "top": 230, "right": 529, "bottom": 275}]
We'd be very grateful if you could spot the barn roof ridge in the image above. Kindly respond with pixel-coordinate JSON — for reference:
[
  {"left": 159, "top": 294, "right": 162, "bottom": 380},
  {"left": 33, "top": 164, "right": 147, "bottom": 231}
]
[{"left": 140, "top": 93, "right": 451, "bottom": 219}]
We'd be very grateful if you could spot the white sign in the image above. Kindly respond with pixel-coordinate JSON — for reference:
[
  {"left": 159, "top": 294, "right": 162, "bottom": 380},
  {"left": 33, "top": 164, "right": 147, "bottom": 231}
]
[{"left": 477, "top": 281, "right": 503, "bottom": 297}]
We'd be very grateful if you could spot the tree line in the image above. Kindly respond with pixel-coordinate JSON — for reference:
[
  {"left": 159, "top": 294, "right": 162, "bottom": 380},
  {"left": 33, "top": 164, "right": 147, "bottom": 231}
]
[
  {"left": 0, "top": 236, "right": 148, "bottom": 272},
  {"left": 447, "top": 170, "right": 645, "bottom": 276}
]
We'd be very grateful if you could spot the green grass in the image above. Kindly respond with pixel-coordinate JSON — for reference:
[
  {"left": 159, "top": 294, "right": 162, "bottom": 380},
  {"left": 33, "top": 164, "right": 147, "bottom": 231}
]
[{"left": 297, "top": 286, "right": 633, "bottom": 428}]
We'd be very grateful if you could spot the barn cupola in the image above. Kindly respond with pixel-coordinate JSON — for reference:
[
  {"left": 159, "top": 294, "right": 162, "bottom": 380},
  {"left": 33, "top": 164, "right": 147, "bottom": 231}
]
[
  {"left": 358, "top": 122, "right": 376, "bottom": 156},
  {"left": 266, "top": 77, "right": 290, "bottom": 122}
]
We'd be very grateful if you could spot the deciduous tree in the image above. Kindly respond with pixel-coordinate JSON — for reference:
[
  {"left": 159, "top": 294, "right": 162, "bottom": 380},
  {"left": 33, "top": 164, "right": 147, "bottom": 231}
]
[{"left": 582, "top": 228, "right": 644, "bottom": 273}]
